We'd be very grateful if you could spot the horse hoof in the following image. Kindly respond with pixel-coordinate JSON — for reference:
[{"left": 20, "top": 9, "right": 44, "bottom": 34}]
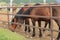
[
  {"left": 25, "top": 29, "right": 27, "bottom": 32},
  {"left": 39, "top": 34, "right": 42, "bottom": 37},
  {"left": 28, "top": 30, "right": 30, "bottom": 33},
  {"left": 43, "top": 29, "right": 45, "bottom": 32},
  {"left": 32, "top": 34, "right": 35, "bottom": 37}
]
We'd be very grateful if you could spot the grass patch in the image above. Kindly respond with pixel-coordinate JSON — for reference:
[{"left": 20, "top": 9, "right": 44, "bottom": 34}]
[{"left": 0, "top": 28, "right": 27, "bottom": 40}]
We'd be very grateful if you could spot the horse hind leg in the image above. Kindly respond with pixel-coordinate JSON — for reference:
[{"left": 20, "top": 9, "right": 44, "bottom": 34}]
[
  {"left": 43, "top": 21, "right": 48, "bottom": 32},
  {"left": 43, "top": 20, "right": 51, "bottom": 32}
]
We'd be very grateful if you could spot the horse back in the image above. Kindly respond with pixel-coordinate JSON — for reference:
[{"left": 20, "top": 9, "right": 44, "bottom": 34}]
[{"left": 30, "top": 5, "right": 51, "bottom": 20}]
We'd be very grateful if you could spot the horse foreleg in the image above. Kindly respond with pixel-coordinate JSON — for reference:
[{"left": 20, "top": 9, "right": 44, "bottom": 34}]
[
  {"left": 32, "top": 20, "right": 35, "bottom": 37},
  {"left": 43, "top": 20, "right": 51, "bottom": 32},
  {"left": 38, "top": 20, "right": 42, "bottom": 37},
  {"left": 43, "top": 21, "right": 48, "bottom": 32},
  {"left": 25, "top": 19, "right": 30, "bottom": 32},
  {"left": 10, "top": 18, "right": 17, "bottom": 32},
  {"left": 49, "top": 21, "right": 51, "bottom": 29}
]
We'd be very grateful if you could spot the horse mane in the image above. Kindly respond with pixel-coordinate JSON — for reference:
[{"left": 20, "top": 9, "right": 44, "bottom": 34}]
[
  {"left": 14, "top": 4, "right": 30, "bottom": 15},
  {"left": 12, "top": 3, "right": 41, "bottom": 21},
  {"left": 16, "top": 3, "right": 40, "bottom": 15},
  {"left": 19, "top": 3, "right": 40, "bottom": 19},
  {"left": 21, "top": 3, "right": 40, "bottom": 15}
]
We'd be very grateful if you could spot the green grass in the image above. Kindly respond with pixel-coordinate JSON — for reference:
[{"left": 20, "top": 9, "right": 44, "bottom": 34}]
[{"left": 0, "top": 28, "right": 27, "bottom": 40}]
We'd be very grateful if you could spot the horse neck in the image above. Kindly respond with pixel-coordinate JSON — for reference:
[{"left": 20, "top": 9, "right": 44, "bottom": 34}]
[
  {"left": 23, "top": 6, "right": 31, "bottom": 12},
  {"left": 18, "top": 3, "right": 40, "bottom": 15},
  {"left": 22, "top": 4, "right": 41, "bottom": 15}
]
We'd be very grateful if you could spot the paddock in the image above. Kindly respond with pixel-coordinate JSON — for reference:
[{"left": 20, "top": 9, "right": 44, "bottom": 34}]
[{"left": 0, "top": 0, "right": 60, "bottom": 40}]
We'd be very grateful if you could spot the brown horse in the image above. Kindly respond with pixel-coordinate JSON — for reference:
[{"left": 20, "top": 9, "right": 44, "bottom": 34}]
[
  {"left": 10, "top": 3, "right": 51, "bottom": 37},
  {"left": 10, "top": 3, "right": 60, "bottom": 40}
]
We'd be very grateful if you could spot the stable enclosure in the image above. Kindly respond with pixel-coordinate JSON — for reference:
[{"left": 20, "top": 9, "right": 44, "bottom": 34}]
[{"left": 0, "top": 0, "right": 60, "bottom": 40}]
